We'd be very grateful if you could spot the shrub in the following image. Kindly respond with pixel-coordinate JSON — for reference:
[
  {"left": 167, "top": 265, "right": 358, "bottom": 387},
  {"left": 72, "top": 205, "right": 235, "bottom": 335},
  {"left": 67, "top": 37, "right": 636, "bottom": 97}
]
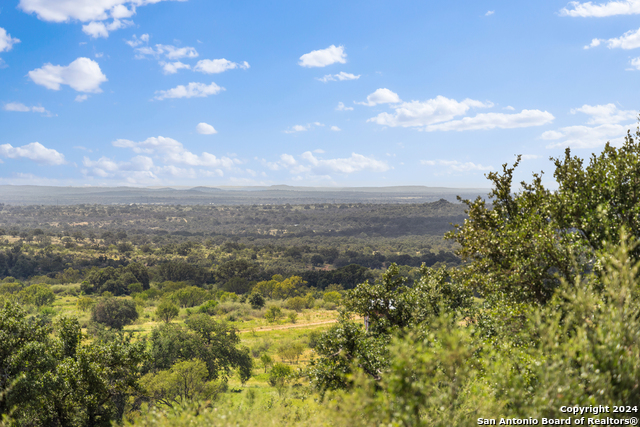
[
  {"left": 18, "top": 284, "right": 55, "bottom": 307},
  {"left": 284, "top": 296, "right": 306, "bottom": 312},
  {"left": 264, "top": 306, "right": 283, "bottom": 323},
  {"left": 76, "top": 296, "right": 95, "bottom": 312},
  {"left": 156, "top": 300, "right": 179, "bottom": 323},
  {"left": 92, "top": 297, "right": 139, "bottom": 329},
  {"left": 248, "top": 292, "right": 265, "bottom": 309}
]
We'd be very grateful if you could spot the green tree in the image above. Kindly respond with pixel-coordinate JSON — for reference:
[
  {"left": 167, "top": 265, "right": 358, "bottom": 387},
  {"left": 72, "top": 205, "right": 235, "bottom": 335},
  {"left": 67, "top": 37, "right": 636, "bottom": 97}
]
[
  {"left": 76, "top": 295, "right": 95, "bottom": 312},
  {"left": 248, "top": 292, "right": 265, "bottom": 309},
  {"left": 18, "top": 283, "right": 55, "bottom": 307},
  {"left": 170, "top": 286, "right": 209, "bottom": 308},
  {"left": 141, "top": 359, "right": 222, "bottom": 407},
  {"left": 264, "top": 306, "right": 283, "bottom": 323},
  {"left": 156, "top": 300, "right": 179, "bottom": 323},
  {"left": 0, "top": 303, "right": 147, "bottom": 426},
  {"left": 147, "top": 314, "right": 252, "bottom": 383},
  {"left": 92, "top": 297, "right": 139, "bottom": 329}
]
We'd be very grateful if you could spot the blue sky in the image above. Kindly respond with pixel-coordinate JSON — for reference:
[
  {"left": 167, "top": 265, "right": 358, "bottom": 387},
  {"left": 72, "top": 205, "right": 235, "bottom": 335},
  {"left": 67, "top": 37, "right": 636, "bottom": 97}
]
[{"left": 1, "top": 0, "right": 639, "bottom": 188}]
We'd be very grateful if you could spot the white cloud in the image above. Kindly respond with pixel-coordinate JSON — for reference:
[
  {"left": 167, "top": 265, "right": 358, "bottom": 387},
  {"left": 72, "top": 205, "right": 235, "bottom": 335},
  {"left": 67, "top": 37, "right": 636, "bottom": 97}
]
[
  {"left": 543, "top": 123, "right": 629, "bottom": 148},
  {"left": 299, "top": 151, "right": 389, "bottom": 174},
  {"left": 631, "top": 57, "right": 640, "bottom": 69},
  {"left": 111, "top": 136, "right": 237, "bottom": 168},
  {"left": 0, "top": 142, "right": 66, "bottom": 164},
  {"left": 586, "top": 27, "right": 640, "bottom": 49},
  {"left": 75, "top": 94, "right": 89, "bottom": 102},
  {"left": 154, "top": 82, "right": 224, "bottom": 100},
  {"left": 160, "top": 61, "right": 191, "bottom": 74},
  {"left": 336, "top": 102, "right": 353, "bottom": 111},
  {"left": 420, "top": 159, "right": 493, "bottom": 172},
  {"left": 18, "top": 0, "right": 186, "bottom": 37},
  {"left": 317, "top": 71, "right": 360, "bottom": 82},
  {"left": 560, "top": 0, "right": 640, "bottom": 17},
  {"left": 3, "top": 102, "right": 51, "bottom": 114},
  {"left": 126, "top": 33, "right": 149, "bottom": 47},
  {"left": 485, "top": 10, "right": 495, "bottom": 15},
  {"left": 299, "top": 45, "right": 347, "bottom": 68},
  {"left": 283, "top": 122, "right": 324, "bottom": 133},
  {"left": 134, "top": 44, "right": 198, "bottom": 59},
  {"left": 368, "top": 95, "right": 492, "bottom": 127},
  {"left": 425, "top": 109, "right": 554, "bottom": 131},
  {"left": 331, "top": 126, "right": 341, "bottom": 131},
  {"left": 504, "top": 105, "right": 515, "bottom": 110},
  {"left": 82, "top": 18, "right": 132, "bottom": 38},
  {"left": 570, "top": 103, "right": 636, "bottom": 124},
  {"left": 357, "top": 88, "right": 402, "bottom": 106},
  {"left": 0, "top": 28, "right": 20, "bottom": 53},
  {"left": 194, "top": 59, "right": 249, "bottom": 74},
  {"left": 196, "top": 122, "right": 217, "bottom": 134},
  {"left": 28, "top": 57, "right": 107, "bottom": 93}
]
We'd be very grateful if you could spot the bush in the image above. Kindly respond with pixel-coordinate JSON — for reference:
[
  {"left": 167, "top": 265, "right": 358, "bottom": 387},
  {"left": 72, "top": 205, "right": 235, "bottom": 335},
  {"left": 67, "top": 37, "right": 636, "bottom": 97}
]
[
  {"left": 268, "top": 363, "right": 293, "bottom": 387},
  {"left": 76, "top": 296, "right": 95, "bottom": 312},
  {"left": 156, "top": 300, "right": 179, "bottom": 323},
  {"left": 284, "top": 296, "right": 306, "bottom": 312},
  {"left": 92, "top": 297, "right": 139, "bottom": 329},
  {"left": 18, "top": 284, "right": 55, "bottom": 307},
  {"left": 264, "top": 306, "right": 283, "bottom": 323},
  {"left": 248, "top": 292, "right": 265, "bottom": 309},
  {"left": 170, "top": 286, "right": 209, "bottom": 308},
  {"left": 197, "top": 299, "right": 218, "bottom": 315}
]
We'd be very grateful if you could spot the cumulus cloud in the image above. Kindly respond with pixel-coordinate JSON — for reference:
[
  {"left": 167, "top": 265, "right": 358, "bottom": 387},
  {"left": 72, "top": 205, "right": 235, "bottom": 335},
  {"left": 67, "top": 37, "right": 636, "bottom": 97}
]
[
  {"left": 196, "top": 122, "right": 217, "bottom": 134},
  {"left": 357, "top": 88, "right": 402, "bottom": 106},
  {"left": 75, "top": 94, "right": 89, "bottom": 102},
  {"left": 542, "top": 102, "right": 635, "bottom": 149},
  {"left": 631, "top": 57, "right": 640, "bottom": 69},
  {"left": 420, "top": 159, "right": 493, "bottom": 172},
  {"left": 0, "top": 28, "right": 20, "bottom": 53},
  {"left": 300, "top": 151, "right": 389, "bottom": 174},
  {"left": 28, "top": 57, "right": 107, "bottom": 93},
  {"left": 275, "top": 151, "right": 389, "bottom": 175},
  {"left": 194, "top": 59, "right": 249, "bottom": 74},
  {"left": 134, "top": 43, "right": 199, "bottom": 59},
  {"left": 317, "top": 71, "right": 360, "bottom": 82},
  {"left": 570, "top": 103, "right": 636, "bottom": 124},
  {"left": 368, "top": 95, "right": 492, "bottom": 128},
  {"left": 585, "top": 27, "right": 640, "bottom": 49},
  {"left": 18, "top": 0, "right": 187, "bottom": 37},
  {"left": 560, "top": 0, "right": 640, "bottom": 17},
  {"left": 111, "top": 136, "right": 237, "bottom": 168},
  {"left": 283, "top": 122, "right": 324, "bottom": 134},
  {"left": 485, "top": 10, "right": 495, "bottom": 15},
  {"left": 330, "top": 126, "right": 341, "bottom": 131},
  {"left": 299, "top": 45, "right": 347, "bottom": 68},
  {"left": 336, "top": 102, "right": 354, "bottom": 111},
  {"left": 3, "top": 102, "right": 51, "bottom": 115},
  {"left": 542, "top": 123, "right": 629, "bottom": 148},
  {"left": 126, "top": 33, "right": 149, "bottom": 48},
  {"left": 82, "top": 18, "right": 132, "bottom": 38},
  {"left": 160, "top": 61, "right": 191, "bottom": 74},
  {"left": 0, "top": 142, "right": 65, "bottom": 164},
  {"left": 154, "top": 82, "right": 224, "bottom": 100},
  {"left": 424, "top": 110, "right": 554, "bottom": 131}
]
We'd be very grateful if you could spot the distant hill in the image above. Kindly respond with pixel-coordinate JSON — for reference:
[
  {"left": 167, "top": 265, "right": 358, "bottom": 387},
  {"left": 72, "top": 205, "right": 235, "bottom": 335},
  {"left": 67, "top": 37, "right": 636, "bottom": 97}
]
[{"left": 0, "top": 185, "right": 489, "bottom": 206}]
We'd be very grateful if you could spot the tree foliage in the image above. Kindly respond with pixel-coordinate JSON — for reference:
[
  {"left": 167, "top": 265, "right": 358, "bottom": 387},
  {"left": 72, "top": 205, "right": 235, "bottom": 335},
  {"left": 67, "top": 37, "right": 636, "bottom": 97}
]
[
  {"left": 147, "top": 314, "right": 252, "bottom": 383},
  {"left": 92, "top": 297, "right": 139, "bottom": 330}
]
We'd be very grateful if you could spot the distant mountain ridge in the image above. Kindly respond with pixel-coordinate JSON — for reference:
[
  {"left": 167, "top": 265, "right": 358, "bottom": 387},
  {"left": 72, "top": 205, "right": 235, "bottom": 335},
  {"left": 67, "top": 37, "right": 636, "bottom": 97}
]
[{"left": 0, "top": 185, "right": 490, "bottom": 206}]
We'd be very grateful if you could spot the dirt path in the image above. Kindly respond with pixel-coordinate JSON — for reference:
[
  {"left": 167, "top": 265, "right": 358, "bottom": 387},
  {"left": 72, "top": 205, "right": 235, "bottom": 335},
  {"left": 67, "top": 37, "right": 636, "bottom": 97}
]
[{"left": 239, "top": 319, "right": 338, "bottom": 333}]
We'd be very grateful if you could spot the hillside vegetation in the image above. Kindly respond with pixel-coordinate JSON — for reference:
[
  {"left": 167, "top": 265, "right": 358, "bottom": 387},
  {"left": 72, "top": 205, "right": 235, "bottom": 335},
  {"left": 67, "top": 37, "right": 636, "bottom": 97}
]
[{"left": 2, "top": 131, "right": 640, "bottom": 426}]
